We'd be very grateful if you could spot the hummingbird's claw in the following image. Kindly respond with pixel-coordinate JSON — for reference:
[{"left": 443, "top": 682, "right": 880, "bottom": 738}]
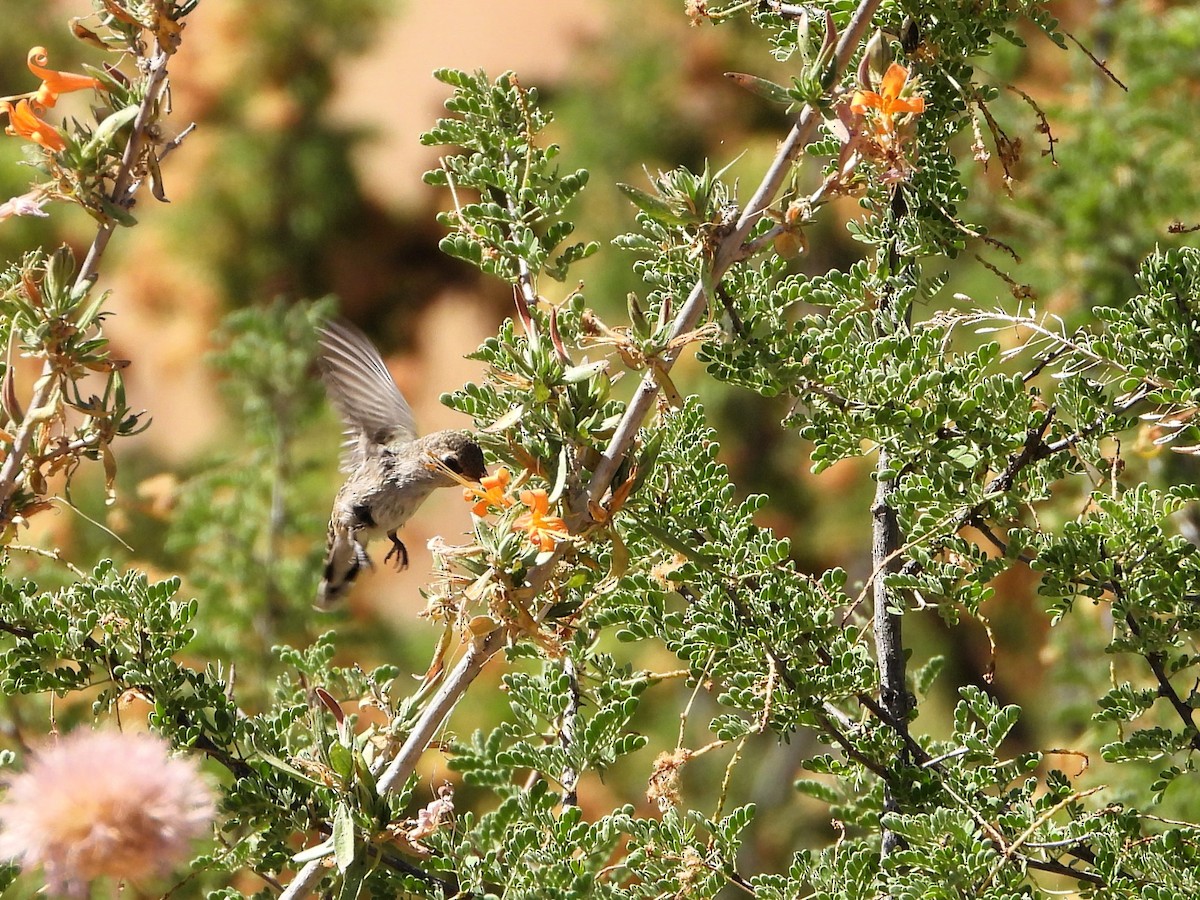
[{"left": 384, "top": 531, "right": 409, "bottom": 571}]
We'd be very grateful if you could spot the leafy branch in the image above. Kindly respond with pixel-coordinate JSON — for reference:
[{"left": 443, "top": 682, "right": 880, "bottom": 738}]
[{"left": 0, "top": 21, "right": 191, "bottom": 528}]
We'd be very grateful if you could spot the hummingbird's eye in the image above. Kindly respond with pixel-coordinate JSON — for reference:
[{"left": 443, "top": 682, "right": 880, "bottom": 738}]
[{"left": 442, "top": 455, "right": 463, "bottom": 474}]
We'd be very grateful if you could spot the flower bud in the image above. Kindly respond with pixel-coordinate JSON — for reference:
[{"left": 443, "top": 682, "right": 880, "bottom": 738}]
[{"left": 860, "top": 29, "right": 891, "bottom": 90}]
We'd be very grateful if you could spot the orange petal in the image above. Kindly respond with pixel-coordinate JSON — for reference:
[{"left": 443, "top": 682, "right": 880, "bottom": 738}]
[
  {"left": 891, "top": 96, "right": 925, "bottom": 115},
  {"left": 849, "top": 90, "right": 880, "bottom": 115},
  {"left": 25, "top": 46, "right": 53, "bottom": 79},
  {"left": 879, "top": 63, "right": 910, "bottom": 102},
  {"left": 27, "top": 46, "right": 99, "bottom": 108},
  {"left": 4, "top": 99, "right": 64, "bottom": 152},
  {"left": 518, "top": 489, "right": 550, "bottom": 515}
]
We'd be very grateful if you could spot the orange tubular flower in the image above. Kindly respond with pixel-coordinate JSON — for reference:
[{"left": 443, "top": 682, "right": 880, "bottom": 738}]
[
  {"left": 463, "top": 466, "right": 515, "bottom": 516},
  {"left": 3, "top": 99, "right": 65, "bottom": 152},
  {"left": 27, "top": 46, "right": 100, "bottom": 108},
  {"left": 512, "top": 489, "right": 568, "bottom": 552},
  {"left": 850, "top": 62, "right": 925, "bottom": 135}
]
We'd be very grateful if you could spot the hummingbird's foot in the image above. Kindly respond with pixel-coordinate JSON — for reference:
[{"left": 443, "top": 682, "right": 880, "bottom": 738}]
[{"left": 384, "top": 531, "right": 409, "bottom": 571}]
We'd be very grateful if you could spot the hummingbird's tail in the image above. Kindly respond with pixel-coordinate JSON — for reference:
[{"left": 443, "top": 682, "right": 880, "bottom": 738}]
[{"left": 316, "top": 524, "right": 367, "bottom": 610}]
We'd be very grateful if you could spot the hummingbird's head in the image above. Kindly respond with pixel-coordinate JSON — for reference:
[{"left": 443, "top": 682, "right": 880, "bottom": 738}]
[{"left": 420, "top": 430, "right": 488, "bottom": 485}]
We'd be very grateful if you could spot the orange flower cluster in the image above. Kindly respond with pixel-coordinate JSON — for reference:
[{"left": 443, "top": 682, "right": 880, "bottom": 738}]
[
  {"left": 512, "top": 490, "right": 568, "bottom": 552},
  {"left": 850, "top": 63, "right": 925, "bottom": 138},
  {"left": 3, "top": 47, "right": 101, "bottom": 153},
  {"left": 463, "top": 466, "right": 515, "bottom": 516},
  {"left": 463, "top": 467, "right": 569, "bottom": 552}
]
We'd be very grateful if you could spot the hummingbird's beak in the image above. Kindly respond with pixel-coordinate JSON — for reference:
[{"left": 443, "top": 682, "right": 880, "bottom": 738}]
[{"left": 425, "top": 454, "right": 486, "bottom": 488}]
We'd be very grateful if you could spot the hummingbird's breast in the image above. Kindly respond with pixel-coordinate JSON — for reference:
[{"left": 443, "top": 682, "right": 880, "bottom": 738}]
[{"left": 337, "top": 448, "right": 436, "bottom": 537}]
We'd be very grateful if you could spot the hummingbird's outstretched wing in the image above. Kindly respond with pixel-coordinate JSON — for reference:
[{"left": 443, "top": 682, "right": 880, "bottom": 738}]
[{"left": 317, "top": 320, "right": 419, "bottom": 471}]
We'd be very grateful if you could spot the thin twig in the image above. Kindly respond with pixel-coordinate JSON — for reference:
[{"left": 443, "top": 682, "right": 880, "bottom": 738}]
[
  {"left": 1039, "top": 384, "right": 1150, "bottom": 456},
  {"left": 0, "top": 374, "right": 55, "bottom": 523},
  {"left": 1062, "top": 29, "right": 1128, "bottom": 92},
  {"left": 970, "top": 518, "right": 1035, "bottom": 565},
  {"left": 559, "top": 654, "right": 581, "bottom": 806},
  {"left": 278, "top": 860, "right": 325, "bottom": 900},
  {"left": 5, "top": 543, "right": 88, "bottom": 578},
  {"left": 767, "top": 1, "right": 819, "bottom": 17},
  {"left": 1109, "top": 563, "right": 1200, "bottom": 752},
  {"left": 0, "top": 620, "right": 35, "bottom": 640},
  {"left": 77, "top": 47, "right": 172, "bottom": 285},
  {"left": 981, "top": 786, "right": 1106, "bottom": 890},
  {"left": 896, "top": 406, "right": 1057, "bottom": 580}
]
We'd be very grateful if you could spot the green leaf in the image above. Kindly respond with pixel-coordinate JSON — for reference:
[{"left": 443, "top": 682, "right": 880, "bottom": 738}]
[
  {"left": 724, "top": 72, "right": 794, "bottom": 105},
  {"left": 332, "top": 800, "right": 355, "bottom": 874},
  {"left": 83, "top": 105, "right": 140, "bottom": 156},
  {"left": 616, "top": 182, "right": 697, "bottom": 227}
]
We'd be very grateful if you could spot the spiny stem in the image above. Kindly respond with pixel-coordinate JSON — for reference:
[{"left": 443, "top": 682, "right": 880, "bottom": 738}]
[
  {"left": 559, "top": 655, "right": 581, "bottom": 806},
  {"left": 872, "top": 445, "right": 909, "bottom": 859}
]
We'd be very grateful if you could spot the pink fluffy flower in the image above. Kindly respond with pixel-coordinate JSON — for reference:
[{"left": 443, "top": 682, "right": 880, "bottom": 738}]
[{"left": 0, "top": 729, "right": 215, "bottom": 898}]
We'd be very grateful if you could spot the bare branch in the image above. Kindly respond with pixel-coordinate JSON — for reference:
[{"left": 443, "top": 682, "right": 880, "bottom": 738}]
[{"left": 375, "top": 627, "right": 507, "bottom": 795}]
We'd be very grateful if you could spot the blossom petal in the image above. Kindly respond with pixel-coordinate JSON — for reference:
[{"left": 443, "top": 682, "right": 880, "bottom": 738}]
[
  {"left": 27, "top": 46, "right": 100, "bottom": 108},
  {"left": 4, "top": 100, "right": 65, "bottom": 152},
  {"left": 849, "top": 90, "right": 881, "bottom": 115},
  {"left": 481, "top": 468, "right": 510, "bottom": 493},
  {"left": 879, "top": 63, "right": 910, "bottom": 102},
  {"left": 518, "top": 489, "right": 550, "bottom": 515},
  {"left": 891, "top": 95, "right": 925, "bottom": 115}
]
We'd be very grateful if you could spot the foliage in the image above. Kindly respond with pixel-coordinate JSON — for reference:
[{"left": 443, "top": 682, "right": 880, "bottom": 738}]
[{"left": 2, "top": 1, "right": 1200, "bottom": 899}]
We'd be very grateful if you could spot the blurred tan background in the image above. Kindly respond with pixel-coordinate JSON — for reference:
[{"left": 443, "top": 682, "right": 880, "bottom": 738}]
[{"left": 5, "top": 1, "right": 1200, "bottom": 888}]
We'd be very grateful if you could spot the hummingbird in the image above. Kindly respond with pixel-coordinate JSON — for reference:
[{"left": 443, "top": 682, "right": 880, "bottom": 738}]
[{"left": 315, "top": 320, "right": 487, "bottom": 609}]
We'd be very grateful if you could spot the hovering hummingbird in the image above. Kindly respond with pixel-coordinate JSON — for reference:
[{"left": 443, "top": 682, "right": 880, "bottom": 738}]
[{"left": 315, "top": 320, "right": 487, "bottom": 609}]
